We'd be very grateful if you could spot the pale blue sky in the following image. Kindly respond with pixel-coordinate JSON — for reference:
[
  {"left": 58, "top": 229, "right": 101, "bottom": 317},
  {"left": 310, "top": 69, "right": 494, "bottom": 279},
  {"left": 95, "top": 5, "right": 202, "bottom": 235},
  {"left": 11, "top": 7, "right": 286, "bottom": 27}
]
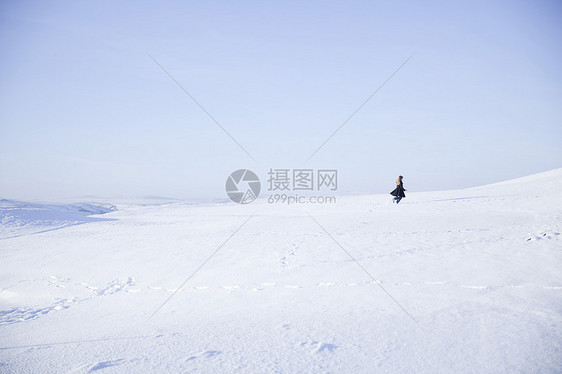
[{"left": 1, "top": 0, "right": 561, "bottom": 200}]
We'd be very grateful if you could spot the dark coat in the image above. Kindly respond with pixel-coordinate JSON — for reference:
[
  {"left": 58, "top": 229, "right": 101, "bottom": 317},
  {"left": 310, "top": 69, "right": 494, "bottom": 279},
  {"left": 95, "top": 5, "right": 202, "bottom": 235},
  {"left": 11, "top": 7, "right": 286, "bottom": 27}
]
[{"left": 390, "top": 182, "right": 406, "bottom": 198}]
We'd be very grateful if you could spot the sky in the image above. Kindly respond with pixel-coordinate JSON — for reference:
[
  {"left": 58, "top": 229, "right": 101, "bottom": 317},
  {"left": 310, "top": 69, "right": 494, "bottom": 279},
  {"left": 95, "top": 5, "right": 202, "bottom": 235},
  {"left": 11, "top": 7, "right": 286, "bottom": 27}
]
[{"left": 0, "top": 0, "right": 561, "bottom": 200}]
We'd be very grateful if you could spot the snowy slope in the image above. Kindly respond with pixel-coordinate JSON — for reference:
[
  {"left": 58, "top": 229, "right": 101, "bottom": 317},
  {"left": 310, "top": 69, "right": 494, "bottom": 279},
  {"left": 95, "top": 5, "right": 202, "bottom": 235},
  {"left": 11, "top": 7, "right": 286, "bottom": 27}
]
[
  {"left": 0, "top": 200, "right": 117, "bottom": 240},
  {"left": 468, "top": 168, "right": 562, "bottom": 195},
  {"left": 0, "top": 170, "right": 561, "bottom": 373}
]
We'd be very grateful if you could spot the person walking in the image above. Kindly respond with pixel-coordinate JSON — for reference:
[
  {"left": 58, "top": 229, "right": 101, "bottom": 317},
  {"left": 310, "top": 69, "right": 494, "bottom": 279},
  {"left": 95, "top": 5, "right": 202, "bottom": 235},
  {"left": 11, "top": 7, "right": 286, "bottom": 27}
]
[{"left": 390, "top": 175, "right": 406, "bottom": 204}]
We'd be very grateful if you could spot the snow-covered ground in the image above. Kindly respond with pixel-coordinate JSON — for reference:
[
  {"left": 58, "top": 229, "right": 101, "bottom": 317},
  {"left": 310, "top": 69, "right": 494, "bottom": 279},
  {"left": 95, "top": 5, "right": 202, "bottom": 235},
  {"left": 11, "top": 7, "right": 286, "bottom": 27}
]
[{"left": 1, "top": 170, "right": 561, "bottom": 373}]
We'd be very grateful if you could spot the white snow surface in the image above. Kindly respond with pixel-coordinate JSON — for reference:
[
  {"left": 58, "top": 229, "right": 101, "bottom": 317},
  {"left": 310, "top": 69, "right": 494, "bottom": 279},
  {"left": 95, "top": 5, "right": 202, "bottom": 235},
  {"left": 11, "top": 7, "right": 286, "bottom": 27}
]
[{"left": 1, "top": 169, "right": 561, "bottom": 373}]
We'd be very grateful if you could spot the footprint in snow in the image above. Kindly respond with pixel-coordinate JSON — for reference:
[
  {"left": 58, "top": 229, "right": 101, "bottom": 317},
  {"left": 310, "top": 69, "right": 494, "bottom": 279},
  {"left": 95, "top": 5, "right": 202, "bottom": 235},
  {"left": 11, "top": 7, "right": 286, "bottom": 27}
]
[
  {"left": 186, "top": 350, "right": 222, "bottom": 361},
  {"left": 95, "top": 277, "right": 135, "bottom": 296},
  {"left": 461, "top": 285, "right": 489, "bottom": 290},
  {"left": 88, "top": 358, "right": 125, "bottom": 372},
  {"left": 300, "top": 341, "right": 338, "bottom": 354},
  {"left": 525, "top": 231, "right": 560, "bottom": 241},
  {"left": 0, "top": 299, "right": 73, "bottom": 326}
]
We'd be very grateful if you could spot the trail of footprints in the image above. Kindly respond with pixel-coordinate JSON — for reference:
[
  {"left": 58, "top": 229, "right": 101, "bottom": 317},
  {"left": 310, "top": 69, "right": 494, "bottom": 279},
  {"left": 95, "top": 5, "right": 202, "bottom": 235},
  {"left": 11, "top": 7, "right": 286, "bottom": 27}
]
[
  {"left": 70, "top": 339, "right": 335, "bottom": 373},
  {"left": 3, "top": 275, "right": 562, "bottom": 326},
  {"left": 142, "top": 280, "right": 562, "bottom": 295},
  {"left": 69, "top": 334, "right": 335, "bottom": 373},
  {"left": 525, "top": 230, "right": 560, "bottom": 241},
  {"left": 2, "top": 226, "right": 560, "bottom": 328},
  {"left": 0, "top": 276, "right": 135, "bottom": 326}
]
